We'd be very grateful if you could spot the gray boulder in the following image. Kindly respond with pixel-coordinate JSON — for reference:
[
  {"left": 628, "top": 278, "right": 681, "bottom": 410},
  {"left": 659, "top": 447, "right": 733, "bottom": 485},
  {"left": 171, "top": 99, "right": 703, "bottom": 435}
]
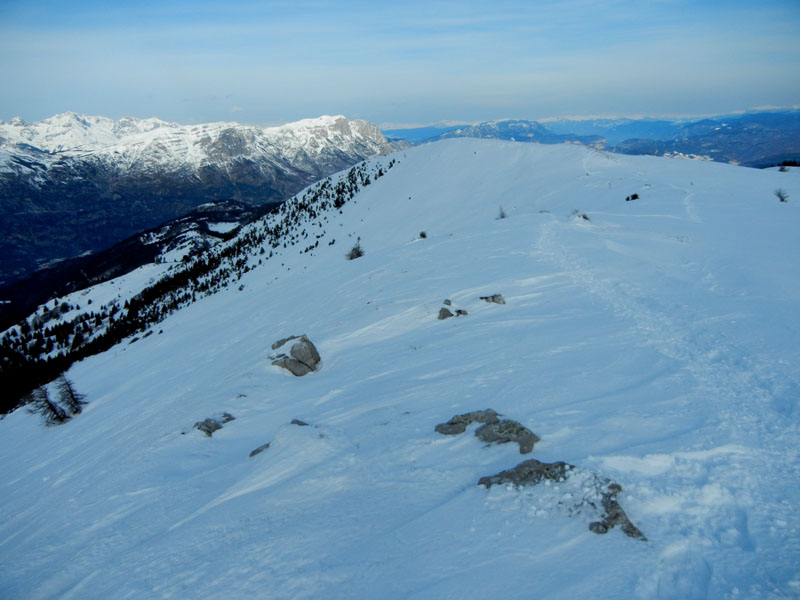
[
  {"left": 270, "top": 335, "right": 321, "bottom": 376},
  {"left": 438, "top": 307, "right": 454, "bottom": 320},
  {"left": 480, "top": 294, "right": 506, "bottom": 304},
  {"left": 475, "top": 419, "right": 540, "bottom": 454}
]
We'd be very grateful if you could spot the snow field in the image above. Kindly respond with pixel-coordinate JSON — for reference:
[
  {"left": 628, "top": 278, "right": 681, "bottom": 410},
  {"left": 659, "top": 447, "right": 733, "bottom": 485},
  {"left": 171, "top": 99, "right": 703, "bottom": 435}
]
[{"left": 1, "top": 139, "right": 799, "bottom": 599}]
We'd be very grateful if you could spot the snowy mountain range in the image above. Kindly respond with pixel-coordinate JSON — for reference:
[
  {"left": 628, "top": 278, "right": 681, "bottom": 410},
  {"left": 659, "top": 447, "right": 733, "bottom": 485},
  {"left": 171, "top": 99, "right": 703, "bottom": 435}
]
[
  {"left": 385, "top": 110, "right": 800, "bottom": 167},
  {"left": 0, "top": 112, "right": 393, "bottom": 286},
  {"left": 1, "top": 138, "right": 798, "bottom": 598}
]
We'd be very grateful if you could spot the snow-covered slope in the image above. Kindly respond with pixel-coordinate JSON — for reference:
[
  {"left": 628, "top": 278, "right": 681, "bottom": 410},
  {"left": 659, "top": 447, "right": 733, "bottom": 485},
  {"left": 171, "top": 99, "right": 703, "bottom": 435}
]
[{"left": 1, "top": 139, "right": 799, "bottom": 599}]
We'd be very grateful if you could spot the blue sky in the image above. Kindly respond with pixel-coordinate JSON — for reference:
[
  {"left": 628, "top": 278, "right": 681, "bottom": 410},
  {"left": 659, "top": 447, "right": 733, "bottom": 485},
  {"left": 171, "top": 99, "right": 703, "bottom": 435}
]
[{"left": 1, "top": 0, "right": 798, "bottom": 127}]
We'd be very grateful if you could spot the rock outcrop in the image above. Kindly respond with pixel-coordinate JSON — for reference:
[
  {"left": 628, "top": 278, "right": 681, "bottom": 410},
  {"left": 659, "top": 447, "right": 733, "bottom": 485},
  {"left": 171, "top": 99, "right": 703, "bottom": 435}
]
[{"left": 435, "top": 409, "right": 538, "bottom": 453}]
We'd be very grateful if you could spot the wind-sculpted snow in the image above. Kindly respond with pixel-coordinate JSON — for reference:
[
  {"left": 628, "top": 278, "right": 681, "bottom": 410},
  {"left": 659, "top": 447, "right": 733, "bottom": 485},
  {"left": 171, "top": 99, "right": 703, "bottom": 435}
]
[{"left": 0, "top": 139, "right": 798, "bottom": 599}]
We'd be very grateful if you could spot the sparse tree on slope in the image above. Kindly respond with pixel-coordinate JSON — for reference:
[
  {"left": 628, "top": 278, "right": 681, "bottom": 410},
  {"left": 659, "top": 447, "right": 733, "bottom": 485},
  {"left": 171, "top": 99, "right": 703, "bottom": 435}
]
[
  {"left": 57, "top": 374, "right": 87, "bottom": 415},
  {"left": 27, "top": 385, "right": 70, "bottom": 426}
]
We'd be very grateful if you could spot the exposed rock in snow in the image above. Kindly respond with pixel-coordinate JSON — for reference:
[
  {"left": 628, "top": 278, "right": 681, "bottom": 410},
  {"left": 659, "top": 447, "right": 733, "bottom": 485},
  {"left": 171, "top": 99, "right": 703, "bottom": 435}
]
[
  {"left": 479, "top": 294, "right": 506, "bottom": 304},
  {"left": 194, "top": 412, "right": 235, "bottom": 437},
  {"left": 438, "top": 298, "right": 467, "bottom": 319},
  {"left": 194, "top": 418, "right": 222, "bottom": 437},
  {"left": 435, "top": 409, "right": 500, "bottom": 435},
  {"left": 478, "top": 458, "right": 572, "bottom": 488},
  {"left": 439, "top": 409, "right": 640, "bottom": 538},
  {"left": 479, "top": 459, "right": 646, "bottom": 540},
  {"left": 270, "top": 335, "right": 321, "bottom": 376},
  {"left": 591, "top": 481, "right": 647, "bottom": 541},
  {"left": 436, "top": 410, "right": 538, "bottom": 453},
  {"left": 248, "top": 442, "right": 270, "bottom": 457},
  {"left": 475, "top": 419, "right": 540, "bottom": 454}
]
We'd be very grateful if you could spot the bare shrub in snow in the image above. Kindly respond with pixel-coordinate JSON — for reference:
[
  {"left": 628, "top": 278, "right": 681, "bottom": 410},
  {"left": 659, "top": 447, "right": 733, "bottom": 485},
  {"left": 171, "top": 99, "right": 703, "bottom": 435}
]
[{"left": 346, "top": 237, "right": 364, "bottom": 260}]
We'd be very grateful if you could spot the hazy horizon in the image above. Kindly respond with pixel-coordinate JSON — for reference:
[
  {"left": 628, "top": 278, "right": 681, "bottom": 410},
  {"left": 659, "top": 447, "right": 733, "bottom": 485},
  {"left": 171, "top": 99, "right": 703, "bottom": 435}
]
[
  {"left": 4, "top": 105, "right": 800, "bottom": 131},
  {"left": 1, "top": 1, "right": 798, "bottom": 127}
]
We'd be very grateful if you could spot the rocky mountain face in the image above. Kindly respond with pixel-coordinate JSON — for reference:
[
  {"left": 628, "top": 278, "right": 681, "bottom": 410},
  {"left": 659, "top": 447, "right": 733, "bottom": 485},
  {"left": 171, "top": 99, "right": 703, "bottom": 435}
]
[{"left": 0, "top": 113, "right": 393, "bottom": 286}]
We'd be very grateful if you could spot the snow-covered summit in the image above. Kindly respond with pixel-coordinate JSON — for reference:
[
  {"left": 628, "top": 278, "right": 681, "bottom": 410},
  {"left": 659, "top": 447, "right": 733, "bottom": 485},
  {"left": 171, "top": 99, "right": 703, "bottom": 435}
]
[
  {"left": 0, "top": 111, "right": 172, "bottom": 152},
  {"left": 264, "top": 114, "right": 387, "bottom": 154},
  {"left": 1, "top": 139, "right": 798, "bottom": 598}
]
